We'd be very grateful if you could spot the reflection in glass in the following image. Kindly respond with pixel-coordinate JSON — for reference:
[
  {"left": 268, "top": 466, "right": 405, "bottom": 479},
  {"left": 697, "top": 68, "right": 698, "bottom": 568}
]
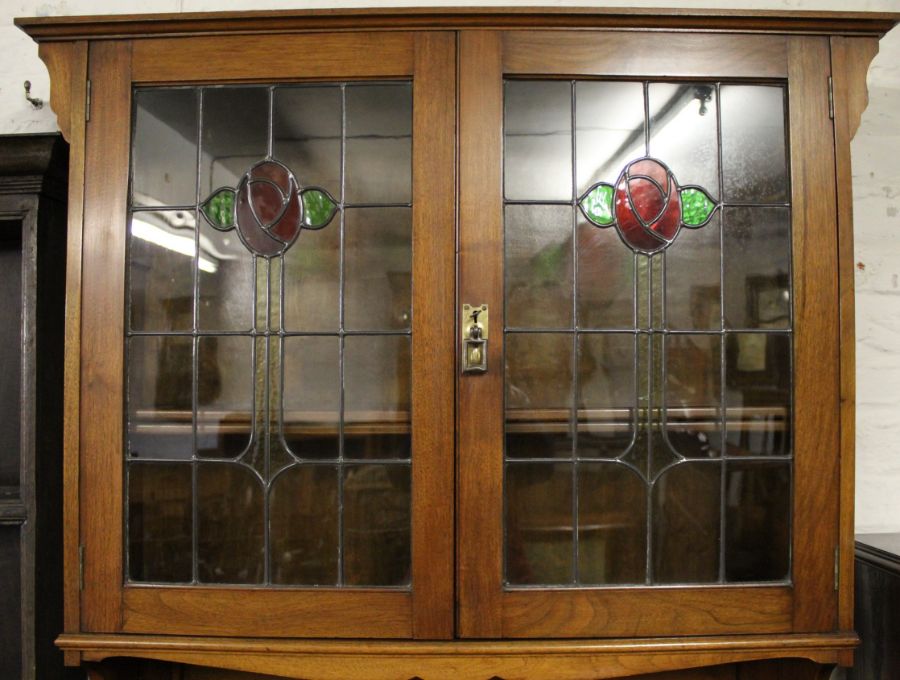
[
  {"left": 578, "top": 463, "right": 646, "bottom": 584},
  {"left": 578, "top": 334, "right": 635, "bottom": 459},
  {"left": 505, "top": 204, "right": 573, "bottom": 329},
  {"left": 507, "top": 463, "right": 573, "bottom": 585},
  {"left": 723, "top": 207, "right": 791, "bottom": 330},
  {"left": 721, "top": 85, "right": 787, "bottom": 204},
  {"left": 505, "top": 81, "right": 572, "bottom": 200},
  {"left": 196, "top": 336, "right": 253, "bottom": 458},
  {"left": 648, "top": 83, "right": 718, "bottom": 195},
  {"left": 129, "top": 211, "right": 196, "bottom": 332},
  {"left": 345, "top": 84, "right": 412, "bottom": 204},
  {"left": 506, "top": 334, "right": 573, "bottom": 459},
  {"left": 343, "top": 464, "right": 411, "bottom": 586},
  {"left": 726, "top": 333, "right": 791, "bottom": 456},
  {"left": 270, "top": 465, "right": 339, "bottom": 585},
  {"left": 653, "top": 462, "right": 720, "bottom": 583},
  {"left": 128, "top": 462, "right": 192, "bottom": 582},
  {"left": 273, "top": 86, "right": 342, "bottom": 201},
  {"left": 198, "top": 218, "right": 255, "bottom": 331},
  {"left": 127, "top": 335, "right": 193, "bottom": 460},
  {"left": 344, "top": 208, "right": 412, "bottom": 331},
  {"left": 282, "top": 336, "right": 340, "bottom": 460},
  {"left": 725, "top": 462, "right": 790, "bottom": 581},
  {"left": 283, "top": 219, "right": 340, "bottom": 332},
  {"left": 344, "top": 335, "right": 411, "bottom": 460},
  {"left": 666, "top": 334, "right": 722, "bottom": 458},
  {"left": 200, "top": 87, "right": 269, "bottom": 199},
  {"left": 576, "top": 81, "right": 645, "bottom": 195},
  {"left": 197, "top": 463, "right": 264, "bottom": 584},
  {"left": 576, "top": 217, "right": 634, "bottom": 329},
  {"left": 132, "top": 89, "right": 198, "bottom": 208},
  {"left": 665, "top": 213, "right": 721, "bottom": 331}
]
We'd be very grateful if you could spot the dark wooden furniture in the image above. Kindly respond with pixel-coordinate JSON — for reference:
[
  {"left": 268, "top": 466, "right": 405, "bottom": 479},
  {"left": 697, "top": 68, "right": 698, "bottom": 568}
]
[
  {"left": 15, "top": 8, "right": 899, "bottom": 680},
  {"left": 0, "top": 134, "right": 69, "bottom": 679},
  {"left": 844, "top": 534, "right": 900, "bottom": 679}
]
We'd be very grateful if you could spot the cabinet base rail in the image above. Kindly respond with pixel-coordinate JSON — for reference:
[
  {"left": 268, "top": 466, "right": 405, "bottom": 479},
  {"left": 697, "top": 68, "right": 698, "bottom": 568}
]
[{"left": 58, "top": 631, "right": 858, "bottom": 680}]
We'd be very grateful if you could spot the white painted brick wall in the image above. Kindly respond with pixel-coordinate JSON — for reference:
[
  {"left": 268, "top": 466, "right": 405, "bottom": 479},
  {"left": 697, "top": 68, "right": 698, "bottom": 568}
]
[{"left": 2, "top": 0, "right": 899, "bottom": 532}]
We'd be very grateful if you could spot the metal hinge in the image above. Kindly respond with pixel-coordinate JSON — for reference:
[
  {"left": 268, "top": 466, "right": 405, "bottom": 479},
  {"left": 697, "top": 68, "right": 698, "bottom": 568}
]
[
  {"left": 79, "top": 544, "right": 85, "bottom": 591},
  {"left": 828, "top": 76, "right": 834, "bottom": 120},
  {"left": 85, "top": 79, "right": 91, "bottom": 123},
  {"left": 834, "top": 545, "right": 840, "bottom": 591}
]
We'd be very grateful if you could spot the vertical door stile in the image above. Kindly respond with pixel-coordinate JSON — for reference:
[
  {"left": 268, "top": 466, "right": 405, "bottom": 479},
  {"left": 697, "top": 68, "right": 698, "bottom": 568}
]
[
  {"left": 410, "top": 31, "right": 456, "bottom": 640},
  {"left": 457, "top": 30, "right": 505, "bottom": 638}
]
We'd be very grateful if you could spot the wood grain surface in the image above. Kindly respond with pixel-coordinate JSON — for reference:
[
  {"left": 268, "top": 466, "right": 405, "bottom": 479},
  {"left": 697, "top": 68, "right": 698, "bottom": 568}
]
[
  {"left": 502, "top": 31, "right": 788, "bottom": 78},
  {"left": 131, "top": 33, "right": 414, "bottom": 84},
  {"left": 59, "top": 632, "right": 857, "bottom": 679},
  {"left": 80, "top": 39, "right": 132, "bottom": 633},
  {"left": 829, "top": 35, "right": 881, "bottom": 636},
  {"left": 410, "top": 31, "right": 457, "bottom": 640},
  {"left": 35, "top": 40, "right": 88, "bottom": 661},
  {"left": 787, "top": 35, "right": 840, "bottom": 634},
  {"left": 457, "top": 29, "right": 504, "bottom": 639}
]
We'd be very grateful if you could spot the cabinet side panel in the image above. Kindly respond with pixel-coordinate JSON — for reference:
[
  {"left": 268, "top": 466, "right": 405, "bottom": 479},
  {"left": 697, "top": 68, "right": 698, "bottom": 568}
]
[
  {"left": 81, "top": 40, "right": 133, "bottom": 632},
  {"left": 829, "top": 35, "right": 880, "bottom": 635},
  {"left": 457, "top": 30, "right": 504, "bottom": 638},
  {"left": 788, "top": 36, "right": 840, "bottom": 633},
  {"left": 37, "top": 40, "right": 88, "bottom": 644}
]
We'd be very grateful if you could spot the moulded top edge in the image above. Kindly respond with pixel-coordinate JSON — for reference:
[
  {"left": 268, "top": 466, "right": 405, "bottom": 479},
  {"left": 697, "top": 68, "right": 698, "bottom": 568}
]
[{"left": 15, "top": 6, "right": 900, "bottom": 42}]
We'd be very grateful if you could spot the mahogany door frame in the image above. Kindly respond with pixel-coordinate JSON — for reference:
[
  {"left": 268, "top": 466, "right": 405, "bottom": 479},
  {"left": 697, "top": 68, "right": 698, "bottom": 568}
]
[
  {"left": 457, "top": 29, "right": 840, "bottom": 639},
  {"left": 78, "top": 31, "right": 456, "bottom": 640}
]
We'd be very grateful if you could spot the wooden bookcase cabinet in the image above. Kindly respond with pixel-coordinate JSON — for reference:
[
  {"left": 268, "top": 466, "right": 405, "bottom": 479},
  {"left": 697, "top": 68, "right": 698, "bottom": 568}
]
[{"left": 16, "top": 8, "right": 898, "bottom": 680}]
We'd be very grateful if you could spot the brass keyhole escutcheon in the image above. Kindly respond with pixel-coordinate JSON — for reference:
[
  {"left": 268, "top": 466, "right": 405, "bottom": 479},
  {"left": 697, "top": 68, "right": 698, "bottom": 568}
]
[{"left": 462, "top": 304, "right": 488, "bottom": 373}]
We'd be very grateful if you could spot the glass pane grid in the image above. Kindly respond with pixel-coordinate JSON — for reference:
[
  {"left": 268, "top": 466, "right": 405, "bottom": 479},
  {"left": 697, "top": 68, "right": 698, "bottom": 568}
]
[
  {"left": 126, "top": 82, "right": 413, "bottom": 588},
  {"left": 503, "top": 78, "right": 793, "bottom": 589}
]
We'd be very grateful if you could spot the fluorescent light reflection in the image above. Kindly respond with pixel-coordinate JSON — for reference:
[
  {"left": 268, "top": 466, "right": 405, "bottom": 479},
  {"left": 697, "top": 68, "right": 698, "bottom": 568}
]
[{"left": 131, "top": 217, "right": 218, "bottom": 273}]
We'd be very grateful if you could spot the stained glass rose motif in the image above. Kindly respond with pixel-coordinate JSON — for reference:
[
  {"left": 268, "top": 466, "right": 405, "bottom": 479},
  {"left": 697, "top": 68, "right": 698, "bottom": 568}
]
[
  {"left": 579, "top": 157, "right": 718, "bottom": 254},
  {"left": 200, "top": 158, "right": 337, "bottom": 257}
]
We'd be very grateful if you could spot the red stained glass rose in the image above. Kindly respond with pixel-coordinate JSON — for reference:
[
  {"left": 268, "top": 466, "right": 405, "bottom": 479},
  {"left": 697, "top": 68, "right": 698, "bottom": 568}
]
[
  {"left": 234, "top": 159, "right": 304, "bottom": 257},
  {"left": 613, "top": 158, "right": 682, "bottom": 254}
]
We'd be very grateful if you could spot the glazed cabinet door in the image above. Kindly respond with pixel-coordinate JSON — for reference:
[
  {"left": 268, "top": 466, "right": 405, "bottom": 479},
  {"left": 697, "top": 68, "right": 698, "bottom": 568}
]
[
  {"left": 78, "top": 33, "right": 455, "bottom": 638},
  {"left": 457, "top": 30, "right": 841, "bottom": 638}
]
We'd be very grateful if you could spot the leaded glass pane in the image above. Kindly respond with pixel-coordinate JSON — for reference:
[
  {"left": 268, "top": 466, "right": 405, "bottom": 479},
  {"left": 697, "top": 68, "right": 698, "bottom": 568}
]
[
  {"left": 126, "top": 82, "right": 413, "bottom": 587},
  {"left": 506, "top": 462, "right": 574, "bottom": 585},
  {"left": 128, "top": 462, "right": 192, "bottom": 582},
  {"left": 132, "top": 88, "right": 198, "bottom": 208},
  {"left": 505, "top": 80, "right": 572, "bottom": 201},
  {"left": 505, "top": 204, "right": 573, "bottom": 329},
  {"left": 504, "top": 79, "right": 792, "bottom": 587}
]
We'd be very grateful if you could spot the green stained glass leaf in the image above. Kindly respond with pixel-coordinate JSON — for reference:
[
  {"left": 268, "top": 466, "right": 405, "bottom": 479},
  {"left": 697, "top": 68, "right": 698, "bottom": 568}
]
[
  {"left": 300, "top": 188, "right": 338, "bottom": 230},
  {"left": 201, "top": 187, "right": 236, "bottom": 231},
  {"left": 680, "top": 186, "right": 717, "bottom": 227},
  {"left": 579, "top": 183, "right": 615, "bottom": 227}
]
